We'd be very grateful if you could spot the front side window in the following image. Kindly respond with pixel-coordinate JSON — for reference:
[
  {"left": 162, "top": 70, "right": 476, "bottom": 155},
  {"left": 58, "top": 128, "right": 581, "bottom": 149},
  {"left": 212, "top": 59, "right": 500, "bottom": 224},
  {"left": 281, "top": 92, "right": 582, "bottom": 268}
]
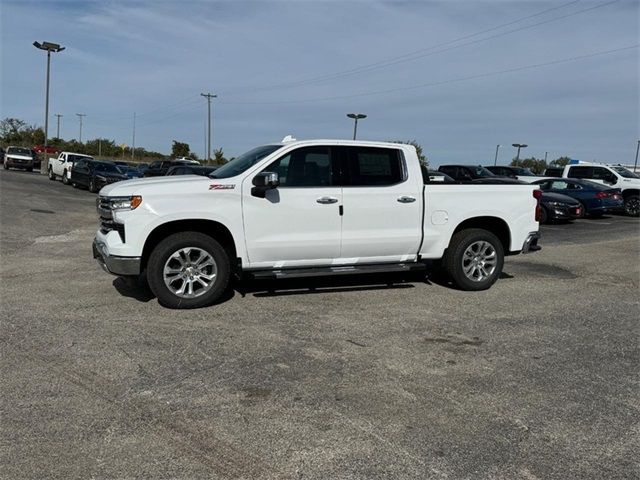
[
  {"left": 263, "top": 147, "right": 332, "bottom": 187},
  {"left": 345, "top": 147, "right": 404, "bottom": 186},
  {"left": 592, "top": 167, "right": 615, "bottom": 181}
]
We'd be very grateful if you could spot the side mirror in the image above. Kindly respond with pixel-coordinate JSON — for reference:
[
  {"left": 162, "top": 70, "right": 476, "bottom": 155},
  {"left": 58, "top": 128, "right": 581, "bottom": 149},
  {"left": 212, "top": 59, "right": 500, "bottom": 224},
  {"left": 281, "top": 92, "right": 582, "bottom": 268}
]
[{"left": 252, "top": 172, "right": 279, "bottom": 198}]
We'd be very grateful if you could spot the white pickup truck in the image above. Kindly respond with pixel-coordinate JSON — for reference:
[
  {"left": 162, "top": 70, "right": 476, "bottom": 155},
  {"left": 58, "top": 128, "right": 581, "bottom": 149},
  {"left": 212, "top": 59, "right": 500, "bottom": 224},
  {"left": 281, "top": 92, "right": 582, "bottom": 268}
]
[
  {"left": 560, "top": 161, "right": 640, "bottom": 216},
  {"left": 93, "top": 139, "right": 542, "bottom": 308},
  {"left": 48, "top": 151, "right": 93, "bottom": 185}
]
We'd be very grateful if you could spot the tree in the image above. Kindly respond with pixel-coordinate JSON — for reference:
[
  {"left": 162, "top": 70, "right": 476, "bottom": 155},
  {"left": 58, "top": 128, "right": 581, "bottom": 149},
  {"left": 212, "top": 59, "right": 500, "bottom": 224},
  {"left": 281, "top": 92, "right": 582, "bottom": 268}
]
[
  {"left": 171, "top": 140, "right": 190, "bottom": 158},
  {"left": 389, "top": 140, "right": 428, "bottom": 166},
  {"left": 550, "top": 156, "right": 571, "bottom": 167},
  {"left": 213, "top": 148, "right": 227, "bottom": 165},
  {"left": 510, "top": 157, "right": 547, "bottom": 174},
  {"left": 0, "top": 118, "right": 27, "bottom": 144}
]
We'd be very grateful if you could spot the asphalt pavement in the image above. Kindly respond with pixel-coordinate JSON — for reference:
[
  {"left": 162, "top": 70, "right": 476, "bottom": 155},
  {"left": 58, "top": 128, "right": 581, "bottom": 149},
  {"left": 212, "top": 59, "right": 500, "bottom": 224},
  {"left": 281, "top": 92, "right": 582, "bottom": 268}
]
[{"left": 1, "top": 168, "right": 638, "bottom": 479}]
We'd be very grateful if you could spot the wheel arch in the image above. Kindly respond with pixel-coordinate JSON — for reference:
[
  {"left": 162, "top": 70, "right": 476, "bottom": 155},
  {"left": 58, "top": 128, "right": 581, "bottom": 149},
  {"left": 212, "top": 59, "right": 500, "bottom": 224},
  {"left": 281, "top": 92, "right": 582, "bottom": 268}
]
[
  {"left": 141, "top": 219, "right": 238, "bottom": 272},
  {"left": 622, "top": 188, "right": 639, "bottom": 199},
  {"left": 451, "top": 216, "right": 511, "bottom": 255}
]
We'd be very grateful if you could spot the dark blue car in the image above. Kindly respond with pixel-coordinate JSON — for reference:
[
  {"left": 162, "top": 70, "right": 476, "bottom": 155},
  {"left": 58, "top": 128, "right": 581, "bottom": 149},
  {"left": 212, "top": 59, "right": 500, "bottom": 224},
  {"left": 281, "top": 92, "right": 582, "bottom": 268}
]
[{"left": 532, "top": 178, "right": 624, "bottom": 217}]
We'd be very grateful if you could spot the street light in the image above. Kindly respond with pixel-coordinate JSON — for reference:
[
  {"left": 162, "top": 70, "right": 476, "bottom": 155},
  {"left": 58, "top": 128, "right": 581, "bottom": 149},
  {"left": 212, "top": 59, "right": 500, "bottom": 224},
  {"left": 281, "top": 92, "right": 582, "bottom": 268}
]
[
  {"left": 512, "top": 143, "right": 528, "bottom": 161},
  {"left": 33, "top": 41, "right": 65, "bottom": 174},
  {"left": 347, "top": 113, "right": 367, "bottom": 140},
  {"left": 493, "top": 144, "right": 501, "bottom": 166}
]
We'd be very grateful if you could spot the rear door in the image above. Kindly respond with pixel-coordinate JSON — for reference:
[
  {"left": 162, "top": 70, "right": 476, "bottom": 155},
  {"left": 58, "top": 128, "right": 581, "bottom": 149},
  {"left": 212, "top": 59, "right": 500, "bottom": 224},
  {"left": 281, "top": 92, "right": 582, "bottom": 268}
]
[{"left": 339, "top": 145, "right": 422, "bottom": 263}]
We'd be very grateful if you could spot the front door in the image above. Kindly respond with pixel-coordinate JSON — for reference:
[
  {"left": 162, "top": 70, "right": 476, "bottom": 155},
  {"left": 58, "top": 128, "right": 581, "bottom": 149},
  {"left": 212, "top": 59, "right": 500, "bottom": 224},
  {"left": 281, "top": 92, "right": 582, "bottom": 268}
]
[{"left": 242, "top": 146, "right": 343, "bottom": 269}]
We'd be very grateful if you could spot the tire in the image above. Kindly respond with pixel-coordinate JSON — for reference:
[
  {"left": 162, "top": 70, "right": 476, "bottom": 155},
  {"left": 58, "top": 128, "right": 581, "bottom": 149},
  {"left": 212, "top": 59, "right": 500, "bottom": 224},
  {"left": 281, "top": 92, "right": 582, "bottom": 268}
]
[
  {"left": 48, "top": 167, "right": 55, "bottom": 180},
  {"left": 147, "top": 231, "right": 231, "bottom": 309},
  {"left": 72, "top": 182, "right": 78, "bottom": 188},
  {"left": 62, "top": 169, "right": 69, "bottom": 185},
  {"left": 89, "top": 178, "right": 97, "bottom": 193},
  {"left": 539, "top": 206, "right": 549, "bottom": 224},
  {"left": 3, "top": 162, "right": 8, "bottom": 170},
  {"left": 624, "top": 195, "right": 640, "bottom": 217},
  {"left": 26, "top": 167, "right": 33, "bottom": 172},
  {"left": 443, "top": 228, "right": 504, "bottom": 291}
]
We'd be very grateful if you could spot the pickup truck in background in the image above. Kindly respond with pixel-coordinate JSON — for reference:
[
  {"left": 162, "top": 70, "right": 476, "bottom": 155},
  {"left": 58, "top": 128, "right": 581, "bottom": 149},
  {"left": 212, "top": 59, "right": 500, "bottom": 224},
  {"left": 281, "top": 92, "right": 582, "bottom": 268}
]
[
  {"left": 3, "top": 146, "right": 36, "bottom": 171},
  {"left": 560, "top": 161, "right": 640, "bottom": 216},
  {"left": 93, "top": 139, "right": 541, "bottom": 309},
  {"left": 48, "top": 151, "right": 94, "bottom": 185}
]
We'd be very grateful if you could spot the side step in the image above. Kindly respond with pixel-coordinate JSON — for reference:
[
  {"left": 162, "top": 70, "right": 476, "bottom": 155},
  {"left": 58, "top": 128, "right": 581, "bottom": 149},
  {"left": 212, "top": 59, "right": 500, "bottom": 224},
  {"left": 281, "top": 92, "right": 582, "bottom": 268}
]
[{"left": 247, "top": 262, "right": 427, "bottom": 280}]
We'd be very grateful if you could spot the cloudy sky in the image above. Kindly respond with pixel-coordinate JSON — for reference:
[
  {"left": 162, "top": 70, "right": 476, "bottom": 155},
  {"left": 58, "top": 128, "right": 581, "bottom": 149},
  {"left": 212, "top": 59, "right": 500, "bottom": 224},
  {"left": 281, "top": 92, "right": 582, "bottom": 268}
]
[{"left": 1, "top": 0, "right": 638, "bottom": 165}]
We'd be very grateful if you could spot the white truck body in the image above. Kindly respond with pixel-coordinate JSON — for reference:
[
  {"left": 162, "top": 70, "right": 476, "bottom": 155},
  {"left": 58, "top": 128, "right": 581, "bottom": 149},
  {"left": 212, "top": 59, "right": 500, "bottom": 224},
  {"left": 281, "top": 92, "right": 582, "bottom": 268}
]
[
  {"left": 93, "top": 139, "right": 541, "bottom": 308},
  {"left": 48, "top": 152, "right": 93, "bottom": 183}
]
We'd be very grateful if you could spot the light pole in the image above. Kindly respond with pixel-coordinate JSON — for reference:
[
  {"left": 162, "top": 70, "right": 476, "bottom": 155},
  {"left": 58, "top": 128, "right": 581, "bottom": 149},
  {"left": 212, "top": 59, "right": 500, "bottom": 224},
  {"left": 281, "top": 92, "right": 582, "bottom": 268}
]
[
  {"left": 634, "top": 140, "right": 640, "bottom": 173},
  {"left": 76, "top": 113, "right": 86, "bottom": 143},
  {"left": 201, "top": 93, "right": 217, "bottom": 162},
  {"left": 512, "top": 143, "right": 528, "bottom": 161},
  {"left": 347, "top": 113, "right": 367, "bottom": 140},
  {"left": 493, "top": 144, "right": 501, "bottom": 166},
  {"left": 33, "top": 41, "right": 65, "bottom": 173},
  {"left": 54, "top": 114, "right": 63, "bottom": 139}
]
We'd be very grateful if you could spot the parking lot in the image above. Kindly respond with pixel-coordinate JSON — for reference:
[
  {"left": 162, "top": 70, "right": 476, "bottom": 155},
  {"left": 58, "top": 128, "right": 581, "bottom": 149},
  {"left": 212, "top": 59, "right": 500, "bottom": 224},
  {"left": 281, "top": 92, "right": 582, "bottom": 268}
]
[{"left": 1, "top": 168, "right": 638, "bottom": 479}]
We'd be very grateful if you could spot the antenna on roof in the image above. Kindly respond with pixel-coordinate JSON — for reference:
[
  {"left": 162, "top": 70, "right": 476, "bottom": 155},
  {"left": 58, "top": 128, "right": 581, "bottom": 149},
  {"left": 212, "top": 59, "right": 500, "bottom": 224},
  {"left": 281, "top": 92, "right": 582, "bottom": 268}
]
[{"left": 281, "top": 135, "right": 296, "bottom": 143}]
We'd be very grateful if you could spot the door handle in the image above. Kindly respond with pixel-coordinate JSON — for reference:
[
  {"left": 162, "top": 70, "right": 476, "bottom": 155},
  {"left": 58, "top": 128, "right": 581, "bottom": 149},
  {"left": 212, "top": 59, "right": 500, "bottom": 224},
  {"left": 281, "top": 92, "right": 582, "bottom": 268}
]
[
  {"left": 316, "top": 196, "right": 339, "bottom": 204},
  {"left": 397, "top": 196, "right": 416, "bottom": 203}
]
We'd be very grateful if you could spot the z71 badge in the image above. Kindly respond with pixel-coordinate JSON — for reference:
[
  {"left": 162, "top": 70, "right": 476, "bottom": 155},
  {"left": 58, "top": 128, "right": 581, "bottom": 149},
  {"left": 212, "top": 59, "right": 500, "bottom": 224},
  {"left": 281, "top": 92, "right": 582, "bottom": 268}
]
[{"left": 209, "top": 184, "right": 235, "bottom": 190}]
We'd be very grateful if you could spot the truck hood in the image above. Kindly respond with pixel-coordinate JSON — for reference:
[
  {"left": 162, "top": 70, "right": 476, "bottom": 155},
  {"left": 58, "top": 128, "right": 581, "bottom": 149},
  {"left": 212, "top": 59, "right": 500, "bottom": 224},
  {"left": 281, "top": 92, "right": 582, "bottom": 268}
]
[{"left": 100, "top": 175, "right": 213, "bottom": 196}]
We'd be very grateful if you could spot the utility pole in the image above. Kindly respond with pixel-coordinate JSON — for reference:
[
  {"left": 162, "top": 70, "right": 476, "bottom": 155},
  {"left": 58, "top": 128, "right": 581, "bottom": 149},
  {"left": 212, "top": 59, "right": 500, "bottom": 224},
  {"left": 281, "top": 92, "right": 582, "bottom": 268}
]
[
  {"left": 634, "top": 140, "right": 640, "bottom": 173},
  {"left": 131, "top": 112, "right": 136, "bottom": 160},
  {"left": 54, "top": 114, "right": 63, "bottom": 139},
  {"left": 493, "top": 144, "right": 501, "bottom": 166},
  {"left": 98, "top": 138, "right": 102, "bottom": 157},
  {"left": 76, "top": 113, "right": 86, "bottom": 143},
  {"left": 544, "top": 151, "right": 548, "bottom": 162},
  {"left": 200, "top": 93, "right": 217, "bottom": 162}
]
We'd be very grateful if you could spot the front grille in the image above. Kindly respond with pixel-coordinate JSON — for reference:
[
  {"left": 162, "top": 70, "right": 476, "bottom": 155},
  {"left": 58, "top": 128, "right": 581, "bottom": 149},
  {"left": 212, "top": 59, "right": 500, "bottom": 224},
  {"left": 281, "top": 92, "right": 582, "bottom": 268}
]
[
  {"left": 97, "top": 197, "right": 124, "bottom": 242},
  {"left": 100, "top": 220, "right": 125, "bottom": 242}
]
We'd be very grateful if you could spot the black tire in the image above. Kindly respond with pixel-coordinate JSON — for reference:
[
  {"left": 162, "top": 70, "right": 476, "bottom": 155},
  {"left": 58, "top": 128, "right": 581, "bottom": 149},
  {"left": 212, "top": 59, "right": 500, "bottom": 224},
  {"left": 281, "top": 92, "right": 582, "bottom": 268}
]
[
  {"left": 3, "top": 162, "right": 8, "bottom": 170},
  {"left": 147, "top": 231, "right": 231, "bottom": 309},
  {"left": 624, "top": 195, "right": 640, "bottom": 217},
  {"left": 26, "top": 167, "right": 33, "bottom": 172},
  {"left": 62, "top": 169, "right": 69, "bottom": 185},
  {"left": 48, "top": 167, "right": 55, "bottom": 180},
  {"left": 443, "top": 228, "right": 504, "bottom": 291},
  {"left": 539, "top": 206, "right": 549, "bottom": 224},
  {"left": 89, "top": 178, "right": 97, "bottom": 193}
]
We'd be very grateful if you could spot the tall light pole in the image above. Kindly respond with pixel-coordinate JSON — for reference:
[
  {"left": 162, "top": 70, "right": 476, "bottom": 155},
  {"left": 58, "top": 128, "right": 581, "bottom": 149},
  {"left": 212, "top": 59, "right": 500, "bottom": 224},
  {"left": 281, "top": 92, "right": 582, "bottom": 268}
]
[
  {"left": 131, "top": 112, "right": 136, "bottom": 160},
  {"left": 493, "top": 144, "right": 501, "bottom": 166},
  {"left": 201, "top": 93, "right": 217, "bottom": 162},
  {"left": 544, "top": 151, "right": 548, "bottom": 162},
  {"left": 347, "top": 113, "right": 367, "bottom": 140},
  {"left": 54, "top": 114, "right": 63, "bottom": 139},
  {"left": 33, "top": 41, "right": 65, "bottom": 173},
  {"left": 512, "top": 143, "right": 528, "bottom": 161},
  {"left": 76, "top": 113, "right": 86, "bottom": 143},
  {"left": 634, "top": 140, "right": 640, "bottom": 173}
]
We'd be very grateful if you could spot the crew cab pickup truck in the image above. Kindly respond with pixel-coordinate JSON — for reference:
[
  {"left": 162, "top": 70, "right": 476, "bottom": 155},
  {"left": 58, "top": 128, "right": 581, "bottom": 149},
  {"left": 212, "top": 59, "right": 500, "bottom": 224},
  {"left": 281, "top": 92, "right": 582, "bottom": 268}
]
[
  {"left": 48, "top": 151, "right": 93, "bottom": 185},
  {"left": 561, "top": 162, "right": 640, "bottom": 216},
  {"left": 93, "top": 139, "right": 542, "bottom": 309}
]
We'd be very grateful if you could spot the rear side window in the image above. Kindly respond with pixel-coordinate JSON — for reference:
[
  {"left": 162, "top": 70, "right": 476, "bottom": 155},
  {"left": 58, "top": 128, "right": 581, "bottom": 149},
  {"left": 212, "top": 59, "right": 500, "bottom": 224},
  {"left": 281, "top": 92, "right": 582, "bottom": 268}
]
[
  {"left": 567, "top": 166, "right": 592, "bottom": 179},
  {"left": 264, "top": 146, "right": 332, "bottom": 187},
  {"left": 345, "top": 147, "right": 404, "bottom": 186}
]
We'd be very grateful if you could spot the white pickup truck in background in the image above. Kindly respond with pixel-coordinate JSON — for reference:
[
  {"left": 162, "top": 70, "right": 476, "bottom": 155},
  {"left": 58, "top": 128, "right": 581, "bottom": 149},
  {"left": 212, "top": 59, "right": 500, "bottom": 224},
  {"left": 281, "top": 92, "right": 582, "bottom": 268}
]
[
  {"left": 48, "top": 151, "right": 93, "bottom": 185},
  {"left": 93, "top": 139, "right": 542, "bottom": 309}
]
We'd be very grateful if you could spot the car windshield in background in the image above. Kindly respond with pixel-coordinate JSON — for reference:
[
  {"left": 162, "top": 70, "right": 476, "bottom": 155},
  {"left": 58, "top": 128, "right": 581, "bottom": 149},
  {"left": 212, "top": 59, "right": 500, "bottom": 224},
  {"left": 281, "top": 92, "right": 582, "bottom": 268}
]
[
  {"left": 473, "top": 166, "right": 495, "bottom": 177},
  {"left": 94, "top": 163, "right": 121, "bottom": 174},
  {"left": 210, "top": 145, "right": 282, "bottom": 179},
  {"left": 611, "top": 166, "right": 639, "bottom": 179},
  {"left": 8, "top": 147, "right": 32, "bottom": 156},
  {"left": 513, "top": 167, "right": 535, "bottom": 176}
]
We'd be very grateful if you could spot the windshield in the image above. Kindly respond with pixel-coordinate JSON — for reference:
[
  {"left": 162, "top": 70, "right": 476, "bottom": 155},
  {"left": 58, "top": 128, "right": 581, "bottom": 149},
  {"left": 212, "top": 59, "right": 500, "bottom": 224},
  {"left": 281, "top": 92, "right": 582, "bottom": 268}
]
[
  {"left": 93, "top": 163, "right": 121, "bottom": 174},
  {"left": 210, "top": 145, "right": 282, "bottom": 179},
  {"left": 513, "top": 167, "right": 534, "bottom": 176},
  {"left": 8, "top": 147, "right": 32, "bottom": 156},
  {"left": 472, "top": 166, "right": 495, "bottom": 178},
  {"left": 611, "top": 166, "right": 639, "bottom": 179}
]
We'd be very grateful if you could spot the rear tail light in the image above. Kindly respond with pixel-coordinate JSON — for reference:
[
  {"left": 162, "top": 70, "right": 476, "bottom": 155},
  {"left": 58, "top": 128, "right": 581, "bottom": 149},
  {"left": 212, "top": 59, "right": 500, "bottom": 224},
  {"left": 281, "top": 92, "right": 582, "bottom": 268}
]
[
  {"left": 595, "top": 191, "right": 608, "bottom": 199},
  {"left": 533, "top": 189, "right": 542, "bottom": 222}
]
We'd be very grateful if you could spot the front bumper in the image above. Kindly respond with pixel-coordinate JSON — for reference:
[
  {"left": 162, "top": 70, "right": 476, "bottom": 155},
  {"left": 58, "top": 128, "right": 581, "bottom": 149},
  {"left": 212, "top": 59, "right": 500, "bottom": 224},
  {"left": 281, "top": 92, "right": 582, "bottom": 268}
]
[
  {"left": 93, "top": 238, "right": 141, "bottom": 276},
  {"left": 521, "top": 231, "right": 541, "bottom": 254},
  {"left": 6, "top": 158, "right": 34, "bottom": 168}
]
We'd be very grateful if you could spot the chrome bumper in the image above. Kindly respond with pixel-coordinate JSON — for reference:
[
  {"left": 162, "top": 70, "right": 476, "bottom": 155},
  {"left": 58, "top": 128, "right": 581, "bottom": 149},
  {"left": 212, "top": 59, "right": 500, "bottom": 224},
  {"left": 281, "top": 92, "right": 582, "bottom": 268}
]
[
  {"left": 92, "top": 238, "right": 141, "bottom": 276},
  {"left": 521, "top": 231, "right": 541, "bottom": 254}
]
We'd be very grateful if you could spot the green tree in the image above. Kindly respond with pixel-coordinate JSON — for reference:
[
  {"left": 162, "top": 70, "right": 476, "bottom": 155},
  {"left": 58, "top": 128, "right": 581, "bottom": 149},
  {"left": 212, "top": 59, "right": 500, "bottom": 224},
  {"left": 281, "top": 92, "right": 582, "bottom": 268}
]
[
  {"left": 171, "top": 140, "right": 190, "bottom": 158},
  {"left": 389, "top": 140, "right": 428, "bottom": 166},
  {"left": 213, "top": 147, "right": 227, "bottom": 165},
  {"left": 0, "top": 118, "right": 27, "bottom": 144},
  {"left": 510, "top": 157, "right": 547, "bottom": 174},
  {"left": 550, "top": 156, "right": 571, "bottom": 167}
]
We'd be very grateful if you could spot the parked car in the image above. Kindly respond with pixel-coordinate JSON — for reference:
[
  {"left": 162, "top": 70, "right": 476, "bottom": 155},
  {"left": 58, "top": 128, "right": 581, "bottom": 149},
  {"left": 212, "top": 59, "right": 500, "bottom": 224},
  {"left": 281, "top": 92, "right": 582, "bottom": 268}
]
[
  {"left": 3, "top": 146, "right": 35, "bottom": 171},
  {"left": 532, "top": 178, "right": 624, "bottom": 217},
  {"left": 71, "top": 159, "right": 128, "bottom": 193},
  {"left": 560, "top": 162, "right": 640, "bottom": 216},
  {"left": 539, "top": 192, "right": 583, "bottom": 224},
  {"left": 93, "top": 138, "right": 541, "bottom": 309},
  {"left": 119, "top": 166, "right": 144, "bottom": 179},
  {"left": 165, "top": 165, "right": 218, "bottom": 176},
  {"left": 437, "top": 165, "right": 522, "bottom": 184},
  {"left": 48, "top": 151, "right": 94, "bottom": 184},
  {"left": 485, "top": 165, "right": 547, "bottom": 183},
  {"left": 144, "top": 159, "right": 200, "bottom": 177}
]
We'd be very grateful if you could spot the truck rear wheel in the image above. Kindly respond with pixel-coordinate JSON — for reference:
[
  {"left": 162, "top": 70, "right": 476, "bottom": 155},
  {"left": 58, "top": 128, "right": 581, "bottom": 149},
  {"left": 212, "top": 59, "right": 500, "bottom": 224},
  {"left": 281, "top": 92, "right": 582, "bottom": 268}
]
[
  {"left": 624, "top": 195, "right": 639, "bottom": 217},
  {"left": 443, "top": 228, "right": 504, "bottom": 291},
  {"left": 147, "top": 231, "right": 231, "bottom": 309},
  {"left": 48, "top": 167, "right": 55, "bottom": 180},
  {"left": 62, "top": 169, "right": 70, "bottom": 185}
]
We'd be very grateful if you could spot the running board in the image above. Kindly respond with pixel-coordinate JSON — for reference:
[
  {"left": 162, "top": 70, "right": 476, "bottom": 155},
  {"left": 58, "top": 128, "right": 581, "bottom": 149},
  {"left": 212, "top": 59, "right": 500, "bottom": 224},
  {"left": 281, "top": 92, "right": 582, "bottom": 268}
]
[{"left": 247, "top": 262, "right": 427, "bottom": 280}]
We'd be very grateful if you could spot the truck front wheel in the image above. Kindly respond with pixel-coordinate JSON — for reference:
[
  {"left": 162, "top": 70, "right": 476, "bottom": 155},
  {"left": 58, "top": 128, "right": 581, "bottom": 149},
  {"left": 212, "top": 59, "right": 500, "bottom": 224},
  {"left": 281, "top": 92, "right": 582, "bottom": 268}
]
[
  {"left": 147, "top": 232, "right": 231, "bottom": 309},
  {"left": 443, "top": 228, "right": 504, "bottom": 291},
  {"left": 48, "top": 167, "right": 55, "bottom": 180},
  {"left": 62, "top": 169, "right": 70, "bottom": 185}
]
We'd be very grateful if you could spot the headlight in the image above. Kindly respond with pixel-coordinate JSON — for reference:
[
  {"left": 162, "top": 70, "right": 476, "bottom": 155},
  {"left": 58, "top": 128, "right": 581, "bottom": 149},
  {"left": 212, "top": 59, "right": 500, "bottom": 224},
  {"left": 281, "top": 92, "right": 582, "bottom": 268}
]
[
  {"left": 109, "top": 196, "right": 142, "bottom": 211},
  {"left": 96, "top": 175, "right": 106, "bottom": 181}
]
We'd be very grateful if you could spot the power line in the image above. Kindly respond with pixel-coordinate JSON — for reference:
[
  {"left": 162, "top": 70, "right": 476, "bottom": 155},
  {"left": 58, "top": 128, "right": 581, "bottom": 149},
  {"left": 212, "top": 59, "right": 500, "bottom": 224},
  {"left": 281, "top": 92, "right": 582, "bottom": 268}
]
[
  {"left": 224, "top": 0, "right": 618, "bottom": 94},
  {"left": 221, "top": 45, "right": 638, "bottom": 105}
]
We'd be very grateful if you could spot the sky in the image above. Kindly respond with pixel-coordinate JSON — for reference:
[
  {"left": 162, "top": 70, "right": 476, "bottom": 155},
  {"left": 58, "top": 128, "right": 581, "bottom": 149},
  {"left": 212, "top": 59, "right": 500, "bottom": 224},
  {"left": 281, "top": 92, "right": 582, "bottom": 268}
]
[{"left": 1, "top": 0, "right": 638, "bottom": 166}]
